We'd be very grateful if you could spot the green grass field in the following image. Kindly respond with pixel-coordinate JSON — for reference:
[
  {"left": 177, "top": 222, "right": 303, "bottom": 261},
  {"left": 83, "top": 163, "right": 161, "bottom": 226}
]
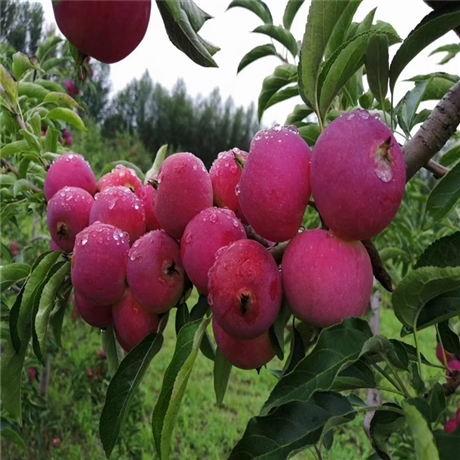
[{"left": 2, "top": 289, "right": 446, "bottom": 460}]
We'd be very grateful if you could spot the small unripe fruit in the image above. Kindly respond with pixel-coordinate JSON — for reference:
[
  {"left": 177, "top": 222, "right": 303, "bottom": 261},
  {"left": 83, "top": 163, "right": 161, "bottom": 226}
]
[
  {"left": 208, "top": 239, "right": 282, "bottom": 340},
  {"left": 127, "top": 230, "right": 184, "bottom": 314},
  {"left": 154, "top": 152, "right": 213, "bottom": 239},
  {"left": 212, "top": 319, "right": 275, "bottom": 370},
  {"left": 44, "top": 152, "right": 97, "bottom": 201},
  {"left": 282, "top": 229, "right": 373, "bottom": 328},
  {"left": 71, "top": 222, "right": 129, "bottom": 305},
  {"left": 74, "top": 290, "right": 112, "bottom": 328},
  {"left": 140, "top": 184, "right": 161, "bottom": 231},
  {"left": 210, "top": 149, "right": 248, "bottom": 221},
  {"left": 113, "top": 289, "right": 167, "bottom": 353},
  {"left": 311, "top": 110, "right": 406, "bottom": 241},
  {"left": 181, "top": 207, "right": 246, "bottom": 295},
  {"left": 238, "top": 125, "right": 312, "bottom": 242},
  {"left": 90, "top": 186, "right": 146, "bottom": 243},
  {"left": 98, "top": 164, "right": 143, "bottom": 197},
  {"left": 47, "top": 186, "right": 93, "bottom": 252}
]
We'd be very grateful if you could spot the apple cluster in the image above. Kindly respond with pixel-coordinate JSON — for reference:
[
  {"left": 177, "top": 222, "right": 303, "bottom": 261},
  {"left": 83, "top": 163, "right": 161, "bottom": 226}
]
[{"left": 45, "top": 109, "right": 406, "bottom": 368}]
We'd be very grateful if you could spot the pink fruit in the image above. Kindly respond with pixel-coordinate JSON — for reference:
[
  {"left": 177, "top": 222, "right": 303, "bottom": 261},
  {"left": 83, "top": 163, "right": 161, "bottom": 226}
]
[
  {"left": 52, "top": 438, "right": 61, "bottom": 448},
  {"left": 44, "top": 152, "right": 97, "bottom": 201},
  {"left": 181, "top": 207, "right": 246, "bottom": 295},
  {"left": 90, "top": 186, "right": 146, "bottom": 243},
  {"left": 98, "top": 164, "right": 143, "bottom": 197},
  {"left": 98, "top": 348, "right": 106, "bottom": 359},
  {"left": 238, "top": 125, "right": 311, "bottom": 242},
  {"left": 49, "top": 239, "right": 64, "bottom": 252},
  {"left": 127, "top": 230, "right": 184, "bottom": 314},
  {"left": 27, "top": 367, "right": 37, "bottom": 383},
  {"left": 154, "top": 152, "right": 213, "bottom": 239},
  {"left": 208, "top": 239, "right": 282, "bottom": 340},
  {"left": 71, "top": 222, "right": 129, "bottom": 305},
  {"left": 112, "top": 289, "right": 167, "bottom": 352},
  {"left": 47, "top": 186, "right": 93, "bottom": 252},
  {"left": 140, "top": 184, "right": 161, "bottom": 231},
  {"left": 311, "top": 110, "right": 406, "bottom": 241},
  {"left": 210, "top": 149, "right": 248, "bottom": 221},
  {"left": 447, "top": 360, "right": 460, "bottom": 374},
  {"left": 212, "top": 319, "right": 275, "bottom": 370},
  {"left": 281, "top": 229, "right": 373, "bottom": 328},
  {"left": 64, "top": 79, "right": 79, "bottom": 98},
  {"left": 8, "top": 241, "right": 21, "bottom": 257},
  {"left": 444, "top": 418, "right": 458, "bottom": 434},
  {"left": 436, "top": 343, "right": 454, "bottom": 365},
  {"left": 74, "top": 290, "right": 112, "bottom": 328}
]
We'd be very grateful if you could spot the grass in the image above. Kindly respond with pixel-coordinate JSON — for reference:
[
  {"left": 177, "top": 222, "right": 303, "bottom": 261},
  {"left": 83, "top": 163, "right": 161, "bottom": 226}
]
[{"left": 1, "top": 290, "right": 453, "bottom": 460}]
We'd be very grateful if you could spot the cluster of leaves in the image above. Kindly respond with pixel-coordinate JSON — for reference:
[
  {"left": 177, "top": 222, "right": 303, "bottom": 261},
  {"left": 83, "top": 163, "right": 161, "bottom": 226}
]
[{"left": 2, "top": 0, "right": 460, "bottom": 459}]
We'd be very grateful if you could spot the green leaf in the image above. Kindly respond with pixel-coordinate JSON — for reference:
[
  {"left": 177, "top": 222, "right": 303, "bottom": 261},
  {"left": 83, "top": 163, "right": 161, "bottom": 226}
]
[
  {"left": 258, "top": 64, "right": 297, "bottom": 120},
  {"left": 369, "top": 404, "right": 404, "bottom": 460},
  {"left": 15, "top": 251, "right": 62, "bottom": 349},
  {"left": 229, "top": 392, "right": 356, "bottom": 459},
  {"left": 283, "top": 0, "right": 305, "bottom": 30},
  {"left": 430, "top": 43, "right": 460, "bottom": 65},
  {"left": 0, "top": 140, "right": 30, "bottom": 159},
  {"left": 265, "top": 85, "right": 299, "bottom": 112},
  {"left": 440, "top": 145, "right": 460, "bottom": 167},
  {"left": 43, "top": 91, "right": 81, "bottom": 109},
  {"left": 393, "top": 266, "right": 460, "bottom": 329},
  {"left": 0, "top": 64, "right": 18, "bottom": 108},
  {"left": 332, "top": 359, "right": 376, "bottom": 391},
  {"left": 45, "top": 126, "right": 60, "bottom": 154},
  {"left": 252, "top": 25, "right": 298, "bottom": 59},
  {"left": 297, "top": 123, "right": 321, "bottom": 146},
  {"left": 437, "top": 321, "right": 460, "bottom": 355},
  {"left": 298, "top": 0, "right": 349, "bottom": 112},
  {"left": 175, "top": 303, "right": 190, "bottom": 335},
  {"left": 49, "top": 284, "right": 72, "bottom": 348},
  {"left": 0, "top": 263, "right": 30, "bottom": 291},
  {"left": 326, "top": 0, "right": 362, "bottom": 58},
  {"left": 213, "top": 347, "right": 232, "bottom": 407},
  {"left": 285, "top": 104, "right": 314, "bottom": 125},
  {"left": 18, "top": 82, "right": 49, "bottom": 101},
  {"left": 269, "top": 300, "right": 291, "bottom": 360},
  {"left": 41, "top": 57, "right": 69, "bottom": 72},
  {"left": 423, "top": 161, "right": 460, "bottom": 224},
  {"left": 36, "top": 36, "right": 62, "bottom": 61},
  {"left": 372, "top": 21, "right": 401, "bottom": 46},
  {"left": 428, "top": 383, "right": 446, "bottom": 424},
  {"left": 318, "top": 32, "right": 371, "bottom": 121},
  {"left": 415, "top": 232, "right": 460, "bottom": 269},
  {"left": 145, "top": 144, "right": 168, "bottom": 182},
  {"left": 46, "top": 108, "right": 86, "bottom": 132},
  {"left": 101, "top": 326, "right": 125, "bottom": 377},
  {"left": 365, "top": 34, "right": 389, "bottom": 106},
  {"left": 156, "top": 0, "right": 219, "bottom": 68},
  {"left": 403, "top": 400, "right": 440, "bottom": 460},
  {"left": 12, "top": 52, "right": 42, "bottom": 81},
  {"left": 0, "top": 418, "right": 26, "bottom": 451},
  {"left": 99, "top": 160, "right": 145, "bottom": 182},
  {"left": 100, "top": 333, "right": 163, "bottom": 458},
  {"left": 389, "top": 7, "right": 460, "bottom": 92},
  {"left": 152, "top": 317, "right": 211, "bottom": 459},
  {"left": 189, "top": 295, "right": 215, "bottom": 361},
  {"left": 34, "top": 79, "right": 65, "bottom": 93},
  {"left": 33, "top": 261, "right": 70, "bottom": 363},
  {"left": 227, "top": 0, "right": 273, "bottom": 24},
  {"left": 282, "top": 325, "right": 306, "bottom": 376},
  {"left": 261, "top": 318, "right": 372, "bottom": 415},
  {"left": 237, "top": 44, "right": 277, "bottom": 74},
  {"left": 434, "top": 427, "right": 460, "bottom": 460}
]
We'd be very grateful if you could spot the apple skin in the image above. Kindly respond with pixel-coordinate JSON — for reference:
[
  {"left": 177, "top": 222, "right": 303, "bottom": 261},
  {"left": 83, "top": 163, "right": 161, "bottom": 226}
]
[
  {"left": 281, "top": 229, "right": 373, "bottom": 328},
  {"left": 52, "top": 0, "right": 151, "bottom": 64},
  {"left": 212, "top": 319, "right": 275, "bottom": 370}
]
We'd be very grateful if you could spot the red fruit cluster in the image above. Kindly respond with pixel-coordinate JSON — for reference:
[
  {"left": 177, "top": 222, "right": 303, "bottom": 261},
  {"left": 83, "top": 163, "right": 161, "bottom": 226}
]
[{"left": 45, "top": 112, "right": 405, "bottom": 368}]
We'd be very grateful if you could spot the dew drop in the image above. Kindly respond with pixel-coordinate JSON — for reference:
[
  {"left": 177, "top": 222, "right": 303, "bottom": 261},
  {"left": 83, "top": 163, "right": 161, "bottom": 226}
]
[
  {"left": 347, "top": 113, "right": 355, "bottom": 120},
  {"left": 235, "top": 184, "right": 241, "bottom": 196},
  {"left": 232, "top": 219, "right": 240, "bottom": 228},
  {"left": 81, "top": 237, "right": 88, "bottom": 245},
  {"left": 184, "top": 233, "right": 192, "bottom": 243},
  {"left": 210, "top": 213, "right": 217, "bottom": 223},
  {"left": 193, "top": 164, "right": 198, "bottom": 171},
  {"left": 287, "top": 125, "right": 299, "bottom": 134},
  {"left": 254, "top": 130, "right": 263, "bottom": 141}
]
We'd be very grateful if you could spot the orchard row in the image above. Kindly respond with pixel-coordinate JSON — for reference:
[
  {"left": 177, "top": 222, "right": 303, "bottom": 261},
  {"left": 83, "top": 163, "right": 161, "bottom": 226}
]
[{"left": 45, "top": 110, "right": 406, "bottom": 369}]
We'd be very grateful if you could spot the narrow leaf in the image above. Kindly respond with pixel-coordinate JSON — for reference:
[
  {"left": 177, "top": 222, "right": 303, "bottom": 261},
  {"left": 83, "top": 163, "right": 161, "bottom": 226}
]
[
  {"left": 175, "top": 303, "right": 190, "bottom": 335},
  {"left": 434, "top": 427, "right": 460, "bottom": 459},
  {"left": 298, "top": 0, "right": 349, "bottom": 111},
  {"left": 282, "top": 325, "right": 306, "bottom": 376},
  {"left": 99, "top": 160, "right": 145, "bottom": 182},
  {"left": 261, "top": 318, "right": 372, "bottom": 415},
  {"left": 46, "top": 108, "right": 86, "bottom": 131},
  {"left": 17, "top": 82, "right": 49, "bottom": 100},
  {"left": 285, "top": 104, "right": 313, "bottom": 125},
  {"left": 332, "top": 359, "right": 376, "bottom": 391},
  {"left": 227, "top": 0, "right": 273, "bottom": 25},
  {"left": 403, "top": 400, "right": 440, "bottom": 460},
  {"left": 43, "top": 91, "right": 81, "bottom": 109},
  {"left": 213, "top": 347, "right": 232, "bottom": 407},
  {"left": 0, "top": 140, "right": 30, "bottom": 159},
  {"left": 366, "top": 34, "right": 389, "bottom": 106},
  {"left": 415, "top": 232, "right": 460, "bottom": 269},
  {"left": 283, "top": 0, "right": 305, "bottom": 30},
  {"left": 389, "top": 8, "right": 460, "bottom": 92},
  {"left": 0, "top": 64, "right": 18, "bottom": 107},
  {"left": 424, "top": 161, "right": 460, "bottom": 224},
  {"left": 145, "top": 144, "right": 168, "bottom": 182},
  {"left": 265, "top": 85, "right": 299, "bottom": 112},
  {"left": 101, "top": 325, "right": 125, "bottom": 377},
  {"left": 49, "top": 283, "right": 72, "bottom": 347},
  {"left": 152, "top": 317, "right": 211, "bottom": 460},
  {"left": 393, "top": 266, "right": 460, "bottom": 329},
  {"left": 440, "top": 145, "right": 460, "bottom": 167},
  {"left": 100, "top": 333, "right": 163, "bottom": 458},
  {"left": 252, "top": 25, "right": 298, "bottom": 59},
  {"left": 237, "top": 44, "right": 277, "bottom": 74},
  {"left": 0, "top": 418, "right": 26, "bottom": 451},
  {"left": 0, "top": 263, "right": 30, "bottom": 291}
]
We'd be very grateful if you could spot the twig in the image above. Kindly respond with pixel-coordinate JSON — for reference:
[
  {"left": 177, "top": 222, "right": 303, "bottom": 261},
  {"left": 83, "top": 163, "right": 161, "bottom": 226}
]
[
  {"left": 1, "top": 159, "right": 41, "bottom": 193},
  {"left": 403, "top": 79, "right": 460, "bottom": 181},
  {"left": 244, "top": 225, "right": 270, "bottom": 247},
  {"left": 424, "top": 160, "right": 450, "bottom": 179}
]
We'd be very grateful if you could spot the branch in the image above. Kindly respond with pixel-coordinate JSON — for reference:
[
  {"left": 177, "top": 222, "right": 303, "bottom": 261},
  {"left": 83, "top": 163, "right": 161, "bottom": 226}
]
[
  {"left": 424, "top": 160, "right": 450, "bottom": 179},
  {"left": 403, "top": 79, "right": 460, "bottom": 181}
]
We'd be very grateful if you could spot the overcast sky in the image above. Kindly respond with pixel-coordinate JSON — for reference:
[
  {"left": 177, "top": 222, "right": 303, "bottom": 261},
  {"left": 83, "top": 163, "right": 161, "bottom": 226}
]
[{"left": 39, "top": 0, "right": 459, "bottom": 126}]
